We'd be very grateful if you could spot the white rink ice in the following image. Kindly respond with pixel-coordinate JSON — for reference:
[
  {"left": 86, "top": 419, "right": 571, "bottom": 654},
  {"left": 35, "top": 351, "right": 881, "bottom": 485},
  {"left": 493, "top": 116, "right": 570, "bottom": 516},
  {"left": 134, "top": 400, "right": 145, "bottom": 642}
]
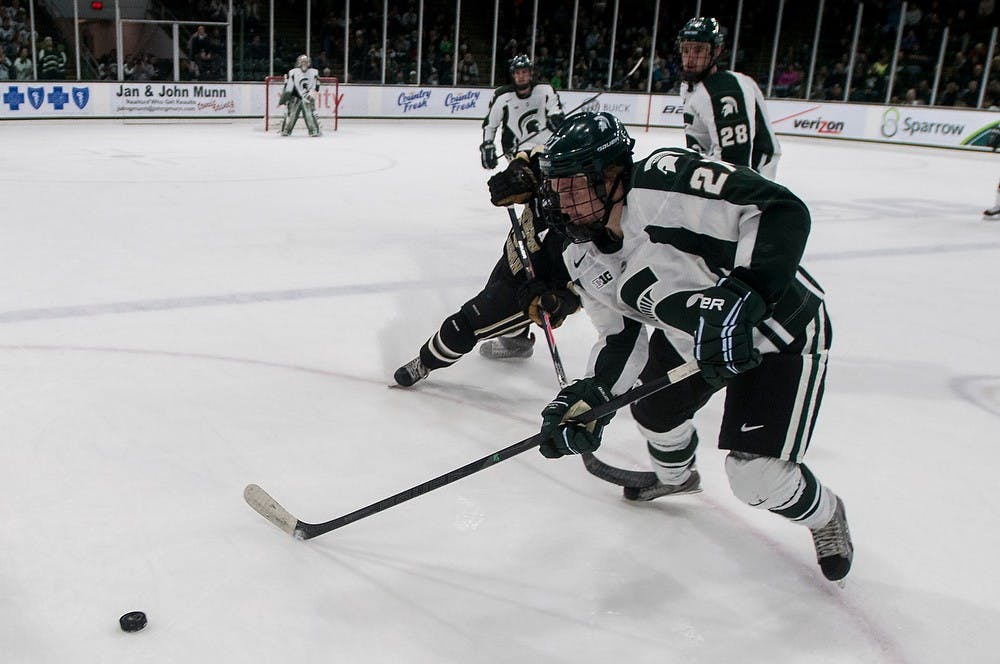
[{"left": 2, "top": 118, "right": 999, "bottom": 664}]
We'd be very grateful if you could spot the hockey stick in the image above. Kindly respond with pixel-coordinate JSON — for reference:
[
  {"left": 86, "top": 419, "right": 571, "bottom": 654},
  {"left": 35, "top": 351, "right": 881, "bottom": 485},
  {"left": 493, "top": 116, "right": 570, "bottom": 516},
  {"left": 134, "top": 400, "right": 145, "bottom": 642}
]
[
  {"left": 512, "top": 57, "right": 644, "bottom": 153},
  {"left": 243, "top": 359, "right": 699, "bottom": 540},
  {"left": 505, "top": 206, "right": 568, "bottom": 388},
  {"left": 580, "top": 452, "right": 657, "bottom": 488}
]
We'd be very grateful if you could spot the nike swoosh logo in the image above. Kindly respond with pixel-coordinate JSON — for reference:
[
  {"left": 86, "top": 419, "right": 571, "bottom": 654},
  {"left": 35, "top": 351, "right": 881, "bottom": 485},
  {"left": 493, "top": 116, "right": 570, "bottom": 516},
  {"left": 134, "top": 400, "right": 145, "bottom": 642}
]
[
  {"left": 572, "top": 255, "right": 586, "bottom": 268},
  {"left": 740, "top": 423, "right": 764, "bottom": 432}
]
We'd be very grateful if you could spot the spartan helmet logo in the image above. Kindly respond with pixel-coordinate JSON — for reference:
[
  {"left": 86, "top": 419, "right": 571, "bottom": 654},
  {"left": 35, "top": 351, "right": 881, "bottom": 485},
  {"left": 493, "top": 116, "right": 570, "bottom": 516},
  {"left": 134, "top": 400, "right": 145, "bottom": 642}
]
[
  {"left": 720, "top": 96, "right": 738, "bottom": 117},
  {"left": 595, "top": 114, "right": 611, "bottom": 131}
]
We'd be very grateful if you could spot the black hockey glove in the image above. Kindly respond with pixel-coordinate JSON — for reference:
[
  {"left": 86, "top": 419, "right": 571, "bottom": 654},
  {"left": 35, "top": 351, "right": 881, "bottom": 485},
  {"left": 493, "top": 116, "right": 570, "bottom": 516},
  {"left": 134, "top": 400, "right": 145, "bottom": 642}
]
[
  {"left": 480, "top": 141, "right": 498, "bottom": 170},
  {"left": 693, "top": 276, "right": 767, "bottom": 389},
  {"left": 516, "top": 279, "right": 581, "bottom": 328},
  {"left": 488, "top": 157, "right": 537, "bottom": 206},
  {"left": 539, "top": 379, "right": 614, "bottom": 458}
]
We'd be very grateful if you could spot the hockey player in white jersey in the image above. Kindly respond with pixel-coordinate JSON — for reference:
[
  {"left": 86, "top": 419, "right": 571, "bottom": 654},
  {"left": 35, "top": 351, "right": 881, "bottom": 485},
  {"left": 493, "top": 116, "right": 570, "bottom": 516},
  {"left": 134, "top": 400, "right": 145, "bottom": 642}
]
[
  {"left": 677, "top": 18, "right": 780, "bottom": 178},
  {"left": 279, "top": 54, "right": 322, "bottom": 137},
  {"left": 480, "top": 54, "right": 564, "bottom": 170},
  {"left": 488, "top": 112, "right": 852, "bottom": 582}
]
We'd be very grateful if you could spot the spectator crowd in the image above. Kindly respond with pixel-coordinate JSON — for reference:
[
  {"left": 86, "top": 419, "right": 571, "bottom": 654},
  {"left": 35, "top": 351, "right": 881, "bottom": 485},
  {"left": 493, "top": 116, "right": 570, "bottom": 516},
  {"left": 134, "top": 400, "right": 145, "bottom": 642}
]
[{"left": 4, "top": 0, "right": 996, "bottom": 109}]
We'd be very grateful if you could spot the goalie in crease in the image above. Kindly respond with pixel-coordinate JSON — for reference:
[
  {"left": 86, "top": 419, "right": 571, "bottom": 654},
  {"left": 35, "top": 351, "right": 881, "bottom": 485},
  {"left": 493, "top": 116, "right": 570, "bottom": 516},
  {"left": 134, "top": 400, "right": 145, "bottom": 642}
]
[{"left": 279, "top": 54, "right": 322, "bottom": 137}]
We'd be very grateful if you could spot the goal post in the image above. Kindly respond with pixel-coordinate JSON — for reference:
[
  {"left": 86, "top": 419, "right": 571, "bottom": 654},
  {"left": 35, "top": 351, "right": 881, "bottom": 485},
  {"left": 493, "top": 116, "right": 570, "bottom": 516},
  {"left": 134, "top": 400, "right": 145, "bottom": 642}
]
[{"left": 264, "top": 76, "right": 341, "bottom": 133}]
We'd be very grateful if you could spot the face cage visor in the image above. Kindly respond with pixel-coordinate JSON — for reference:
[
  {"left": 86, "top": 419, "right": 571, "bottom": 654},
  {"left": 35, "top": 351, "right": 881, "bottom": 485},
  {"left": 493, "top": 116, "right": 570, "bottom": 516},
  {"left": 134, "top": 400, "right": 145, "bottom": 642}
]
[
  {"left": 539, "top": 172, "right": 612, "bottom": 243},
  {"left": 678, "top": 40, "right": 717, "bottom": 81}
]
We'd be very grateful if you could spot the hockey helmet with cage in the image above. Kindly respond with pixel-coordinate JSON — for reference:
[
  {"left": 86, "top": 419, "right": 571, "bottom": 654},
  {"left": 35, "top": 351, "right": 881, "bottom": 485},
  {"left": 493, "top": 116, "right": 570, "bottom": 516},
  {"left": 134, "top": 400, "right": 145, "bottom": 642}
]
[
  {"left": 509, "top": 54, "right": 533, "bottom": 91},
  {"left": 296, "top": 54, "right": 311, "bottom": 71},
  {"left": 537, "top": 112, "right": 635, "bottom": 243},
  {"left": 676, "top": 17, "right": 723, "bottom": 82},
  {"left": 509, "top": 54, "right": 533, "bottom": 75}
]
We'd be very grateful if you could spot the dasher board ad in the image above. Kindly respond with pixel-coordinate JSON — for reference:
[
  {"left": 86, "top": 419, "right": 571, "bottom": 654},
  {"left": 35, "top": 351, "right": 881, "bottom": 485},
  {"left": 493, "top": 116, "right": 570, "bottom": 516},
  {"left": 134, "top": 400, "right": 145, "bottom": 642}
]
[{"left": 111, "top": 83, "right": 238, "bottom": 115}]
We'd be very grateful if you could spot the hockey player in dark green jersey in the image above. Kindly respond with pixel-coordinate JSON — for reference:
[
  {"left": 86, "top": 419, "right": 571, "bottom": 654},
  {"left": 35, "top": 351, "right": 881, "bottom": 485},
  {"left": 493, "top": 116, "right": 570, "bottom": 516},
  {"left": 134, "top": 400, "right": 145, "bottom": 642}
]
[{"left": 489, "top": 111, "right": 852, "bottom": 582}]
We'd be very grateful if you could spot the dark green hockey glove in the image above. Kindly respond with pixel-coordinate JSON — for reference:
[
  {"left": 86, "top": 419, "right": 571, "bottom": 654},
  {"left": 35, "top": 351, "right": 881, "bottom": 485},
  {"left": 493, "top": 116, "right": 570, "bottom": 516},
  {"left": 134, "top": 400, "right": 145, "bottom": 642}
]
[
  {"left": 480, "top": 141, "right": 498, "bottom": 169},
  {"left": 539, "top": 379, "right": 614, "bottom": 458},
  {"left": 693, "top": 276, "right": 767, "bottom": 389}
]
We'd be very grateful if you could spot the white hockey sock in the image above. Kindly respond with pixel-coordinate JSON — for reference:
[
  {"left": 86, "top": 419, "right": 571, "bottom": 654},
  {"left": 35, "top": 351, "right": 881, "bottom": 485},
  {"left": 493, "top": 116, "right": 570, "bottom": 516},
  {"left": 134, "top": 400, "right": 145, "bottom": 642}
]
[
  {"left": 725, "top": 453, "right": 836, "bottom": 530},
  {"left": 637, "top": 420, "right": 697, "bottom": 485}
]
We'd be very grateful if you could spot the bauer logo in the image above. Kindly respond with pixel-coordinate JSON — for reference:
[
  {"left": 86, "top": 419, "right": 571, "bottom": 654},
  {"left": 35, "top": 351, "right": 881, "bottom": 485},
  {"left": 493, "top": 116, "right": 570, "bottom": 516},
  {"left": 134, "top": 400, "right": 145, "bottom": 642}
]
[
  {"left": 444, "top": 90, "right": 480, "bottom": 113},
  {"left": 397, "top": 89, "right": 431, "bottom": 112}
]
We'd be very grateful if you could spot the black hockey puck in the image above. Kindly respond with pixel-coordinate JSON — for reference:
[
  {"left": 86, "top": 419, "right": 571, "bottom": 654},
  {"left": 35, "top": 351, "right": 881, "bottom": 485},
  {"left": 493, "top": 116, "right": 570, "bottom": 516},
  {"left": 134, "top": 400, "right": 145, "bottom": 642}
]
[{"left": 119, "top": 611, "right": 147, "bottom": 632}]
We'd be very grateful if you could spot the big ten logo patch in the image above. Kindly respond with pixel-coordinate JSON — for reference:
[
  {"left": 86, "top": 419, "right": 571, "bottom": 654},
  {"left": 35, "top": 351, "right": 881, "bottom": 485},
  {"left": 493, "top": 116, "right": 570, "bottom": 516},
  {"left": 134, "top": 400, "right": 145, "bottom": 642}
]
[{"left": 592, "top": 271, "right": 614, "bottom": 289}]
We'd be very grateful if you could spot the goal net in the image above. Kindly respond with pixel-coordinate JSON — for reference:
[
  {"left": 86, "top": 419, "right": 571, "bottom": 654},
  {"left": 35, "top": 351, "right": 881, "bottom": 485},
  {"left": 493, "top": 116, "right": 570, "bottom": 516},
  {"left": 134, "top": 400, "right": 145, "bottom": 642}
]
[{"left": 264, "top": 76, "right": 340, "bottom": 133}]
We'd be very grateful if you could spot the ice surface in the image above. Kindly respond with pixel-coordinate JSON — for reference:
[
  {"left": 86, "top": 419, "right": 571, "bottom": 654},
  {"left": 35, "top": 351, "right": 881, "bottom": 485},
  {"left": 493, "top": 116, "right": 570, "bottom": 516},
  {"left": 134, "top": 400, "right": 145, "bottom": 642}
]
[{"left": 1, "top": 119, "right": 998, "bottom": 663}]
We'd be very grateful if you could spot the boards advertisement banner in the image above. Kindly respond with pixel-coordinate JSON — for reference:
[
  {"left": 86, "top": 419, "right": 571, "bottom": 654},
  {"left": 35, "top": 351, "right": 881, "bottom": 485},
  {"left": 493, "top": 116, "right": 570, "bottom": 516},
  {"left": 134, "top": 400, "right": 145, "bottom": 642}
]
[
  {"left": 0, "top": 83, "right": 95, "bottom": 118},
  {"left": 2, "top": 81, "right": 996, "bottom": 151},
  {"left": 110, "top": 82, "right": 238, "bottom": 115}
]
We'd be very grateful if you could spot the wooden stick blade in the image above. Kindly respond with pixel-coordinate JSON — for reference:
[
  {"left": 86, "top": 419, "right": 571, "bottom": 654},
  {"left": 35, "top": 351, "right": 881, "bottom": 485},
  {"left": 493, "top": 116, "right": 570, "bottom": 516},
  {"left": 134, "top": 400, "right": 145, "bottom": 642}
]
[{"left": 244, "top": 484, "right": 300, "bottom": 537}]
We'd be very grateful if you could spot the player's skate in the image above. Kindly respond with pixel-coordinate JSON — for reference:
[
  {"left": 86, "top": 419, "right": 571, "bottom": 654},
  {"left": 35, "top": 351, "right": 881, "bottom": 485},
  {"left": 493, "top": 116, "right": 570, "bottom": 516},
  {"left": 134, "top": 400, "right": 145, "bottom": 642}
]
[
  {"left": 810, "top": 496, "right": 853, "bottom": 583},
  {"left": 479, "top": 332, "right": 535, "bottom": 359},
  {"left": 393, "top": 357, "right": 429, "bottom": 387},
  {"left": 623, "top": 468, "right": 702, "bottom": 501},
  {"left": 983, "top": 205, "right": 1000, "bottom": 219}
]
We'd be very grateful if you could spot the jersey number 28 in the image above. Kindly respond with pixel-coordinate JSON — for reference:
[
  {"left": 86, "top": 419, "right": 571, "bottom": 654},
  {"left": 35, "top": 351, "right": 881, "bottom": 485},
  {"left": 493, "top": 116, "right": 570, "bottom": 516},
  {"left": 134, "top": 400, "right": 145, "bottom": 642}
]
[{"left": 720, "top": 124, "right": 749, "bottom": 147}]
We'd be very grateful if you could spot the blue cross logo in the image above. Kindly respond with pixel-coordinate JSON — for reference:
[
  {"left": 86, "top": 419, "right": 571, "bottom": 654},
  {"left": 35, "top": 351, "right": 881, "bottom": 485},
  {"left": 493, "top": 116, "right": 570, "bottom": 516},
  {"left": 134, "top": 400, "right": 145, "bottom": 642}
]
[
  {"left": 3, "top": 85, "right": 25, "bottom": 110},
  {"left": 48, "top": 86, "right": 70, "bottom": 110}
]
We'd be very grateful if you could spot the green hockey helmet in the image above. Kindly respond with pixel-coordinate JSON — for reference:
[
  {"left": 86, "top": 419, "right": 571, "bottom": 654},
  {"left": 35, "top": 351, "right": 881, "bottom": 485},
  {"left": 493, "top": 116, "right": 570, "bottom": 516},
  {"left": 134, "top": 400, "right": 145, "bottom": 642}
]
[
  {"left": 676, "top": 18, "right": 723, "bottom": 82},
  {"left": 509, "top": 54, "right": 533, "bottom": 91},
  {"left": 676, "top": 17, "right": 723, "bottom": 48},
  {"left": 537, "top": 112, "right": 635, "bottom": 243},
  {"left": 538, "top": 111, "right": 634, "bottom": 179},
  {"left": 509, "top": 54, "right": 533, "bottom": 74}
]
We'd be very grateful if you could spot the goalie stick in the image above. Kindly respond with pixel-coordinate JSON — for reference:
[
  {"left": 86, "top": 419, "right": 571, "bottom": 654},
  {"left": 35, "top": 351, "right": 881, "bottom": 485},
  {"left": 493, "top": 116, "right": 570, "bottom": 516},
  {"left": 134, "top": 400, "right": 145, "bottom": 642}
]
[
  {"left": 244, "top": 359, "right": 699, "bottom": 540},
  {"left": 513, "top": 57, "right": 644, "bottom": 154}
]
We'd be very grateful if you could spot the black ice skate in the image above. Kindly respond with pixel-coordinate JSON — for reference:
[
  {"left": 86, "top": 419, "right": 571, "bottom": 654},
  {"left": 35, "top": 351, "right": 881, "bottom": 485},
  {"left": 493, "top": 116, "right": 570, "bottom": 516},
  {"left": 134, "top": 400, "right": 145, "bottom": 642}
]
[
  {"left": 810, "top": 496, "right": 854, "bottom": 582},
  {"left": 623, "top": 469, "right": 702, "bottom": 501},
  {"left": 983, "top": 205, "right": 1000, "bottom": 220},
  {"left": 394, "top": 357, "right": 429, "bottom": 387},
  {"left": 479, "top": 332, "right": 535, "bottom": 360}
]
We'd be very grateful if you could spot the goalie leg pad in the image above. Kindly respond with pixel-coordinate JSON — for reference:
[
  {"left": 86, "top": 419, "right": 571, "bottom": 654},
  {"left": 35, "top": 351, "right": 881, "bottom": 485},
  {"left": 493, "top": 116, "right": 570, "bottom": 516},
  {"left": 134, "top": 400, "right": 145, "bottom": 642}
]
[
  {"left": 283, "top": 97, "right": 302, "bottom": 134},
  {"left": 724, "top": 452, "right": 835, "bottom": 530},
  {"left": 302, "top": 97, "right": 320, "bottom": 136}
]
